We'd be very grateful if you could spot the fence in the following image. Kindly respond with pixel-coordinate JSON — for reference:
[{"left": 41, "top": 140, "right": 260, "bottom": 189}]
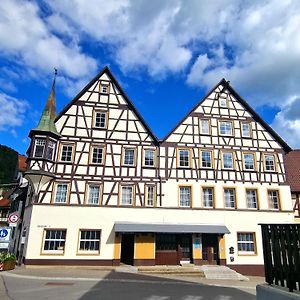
[{"left": 261, "top": 224, "right": 300, "bottom": 292}]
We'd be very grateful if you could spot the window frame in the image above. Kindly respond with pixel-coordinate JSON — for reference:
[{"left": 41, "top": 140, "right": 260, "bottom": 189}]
[
  {"left": 53, "top": 182, "right": 70, "bottom": 204},
  {"left": 143, "top": 148, "right": 156, "bottom": 167},
  {"left": 77, "top": 229, "right": 101, "bottom": 255},
  {"left": 241, "top": 122, "right": 252, "bottom": 138},
  {"left": 59, "top": 143, "right": 74, "bottom": 162},
  {"left": 202, "top": 186, "right": 215, "bottom": 209},
  {"left": 263, "top": 154, "right": 277, "bottom": 172},
  {"left": 223, "top": 187, "right": 236, "bottom": 209},
  {"left": 122, "top": 147, "right": 137, "bottom": 167},
  {"left": 267, "top": 189, "right": 281, "bottom": 211},
  {"left": 221, "top": 151, "right": 235, "bottom": 170},
  {"left": 41, "top": 228, "right": 67, "bottom": 255},
  {"left": 33, "top": 138, "right": 46, "bottom": 158},
  {"left": 93, "top": 110, "right": 108, "bottom": 129},
  {"left": 145, "top": 185, "right": 156, "bottom": 207},
  {"left": 177, "top": 148, "right": 192, "bottom": 168},
  {"left": 90, "top": 145, "right": 105, "bottom": 165},
  {"left": 100, "top": 82, "right": 110, "bottom": 94},
  {"left": 85, "top": 184, "right": 102, "bottom": 205},
  {"left": 199, "top": 119, "right": 211, "bottom": 135},
  {"left": 219, "top": 96, "right": 228, "bottom": 108},
  {"left": 200, "top": 149, "right": 213, "bottom": 169},
  {"left": 119, "top": 184, "right": 135, "bottom": 206},
  {"left": 219, "top": 120, "right": 234, "bottom": 136},
  {"left": 245, "top": 188, "right": 259, "bottom": 210},
  {"left": 178, "top": 185, "right": 192, "bottom": 208},
  {"left": 46, "top": 140, "right": 56, "bottom": 161},
  {"left": 237, "top": 232, "right": 257, "bottom": 256},
  {"left": 242, "top": 152, "right": 256, "bottom": 171}
]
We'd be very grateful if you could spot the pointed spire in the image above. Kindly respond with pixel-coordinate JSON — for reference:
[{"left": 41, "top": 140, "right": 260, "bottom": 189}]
[{"left": 35, "top": 68, "right": 60, "bottom": 135}]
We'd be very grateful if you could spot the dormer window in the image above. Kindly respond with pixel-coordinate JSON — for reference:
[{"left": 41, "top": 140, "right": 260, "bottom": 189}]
[{"left": 34, "top": 139, "right": 45, "bottom": 158}]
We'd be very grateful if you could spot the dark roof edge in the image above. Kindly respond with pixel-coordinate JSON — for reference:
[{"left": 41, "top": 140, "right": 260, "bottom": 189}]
[
  {"left": 162, "top": 78, "right": 292, "bottom": 152},
  {"left": 161, "top": 78, "right": 227, "bottom": 142},
  {"left": 55, "top": 66, "right": 159, "bottom": 144},
  {"left": 226, "top": 83, "right": 292, "bottom": 153}
]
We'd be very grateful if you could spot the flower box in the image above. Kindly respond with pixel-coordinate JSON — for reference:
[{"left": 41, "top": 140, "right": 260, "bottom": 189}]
[{"left": 0, "top": 260, "right": 15, "bottom": 271}]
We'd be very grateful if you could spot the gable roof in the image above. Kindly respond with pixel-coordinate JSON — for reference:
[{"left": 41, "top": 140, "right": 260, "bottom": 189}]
[
  {"left": 284, "top": 150, "right": 300, "bottom": 192},
  {"left": 56, "top": 67, "right": 159, "bottom": 144},
  {"left": 162, "top": 78, "right": 292, "bottom": 152}
]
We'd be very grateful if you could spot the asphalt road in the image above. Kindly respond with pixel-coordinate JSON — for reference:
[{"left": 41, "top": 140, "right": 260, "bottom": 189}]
[{"left": 1, "top": 271, "right": 256, "bottom": 300}]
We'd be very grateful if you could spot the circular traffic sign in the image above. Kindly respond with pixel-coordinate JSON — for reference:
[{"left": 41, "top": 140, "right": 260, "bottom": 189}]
[
  {"left": 8, "top": 213, "right": 20, "bottom": 223},
  {"left": 0, "top": 229, "right": 8, "bottom": 238}
]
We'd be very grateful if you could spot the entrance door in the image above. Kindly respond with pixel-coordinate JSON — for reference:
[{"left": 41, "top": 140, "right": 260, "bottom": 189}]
[
  {"left": 120, "top": 234, "right": 134, "bottom": 265},
  {"left": 178, "top": 234, "right": 192, "bottom": 263},
  {"left": 202, "top": 234, "right": 219, "bottom": 265}
]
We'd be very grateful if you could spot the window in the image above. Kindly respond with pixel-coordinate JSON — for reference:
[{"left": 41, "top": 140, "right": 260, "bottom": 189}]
[
  {"left": 219, "top": 96, "right": 227, "bottom": 107},
  {"left": 91, "top": 146, "right": 104, "bottom": 164},
  {"left": 243, "top": 153, "right": 255, "bottom": 170},
  {"left": 144, "top": 149, "right": 155, "bottom": 166},
  {"left": 94, "top": 111, "right": 107, "bottom": 128},
  {"left": 246, "top": 189, "right": 258, "bottom": 209},
  {"left": 121, "top": 186, "right": 134, "bottom": 205},
  {"left": 224, "top": 188, "right": 236, "bottom": 208},
  {"left": 200, "top": 119, "right": 210, "bottom": 134},
  {"left": 222, "top": 152, "right": 234, "bottom": 169},
  {"left": 146, "top": 185, "right": 155, "bottom": 206},
  {"left": 43, "top": 229, "right": 66, "bottom": 253},
  {"left": 100, "top": 84, "right": 109, "bottom": 94},
  {"left": 78, "top": 230, "right": 101, "bottom": 253},
  {"left": 46, "top": 140, "right": 56, "bottom": 160},
  {"left": 55, "top": 183, "right": 68, "bottom": 203},
  {"left": 200, "top": 150, "right": 213, "bottom": 168},
  {"left": 202, "top": 187, "right": 214, "bottom": 208},
  {"left": 242, "top": 122, "right": 251, "bottom": 137},
  {"left": 237, "top": 232, "right": 256, "bottom": 254},
  {"left": 123, "top": 148, "right": 135, "bottom": 166},
  {"left": 87, "top": 185, "right": 100, "bottom": 205},
  {"left": 178, "top": 149, "right": 190, "bottom": 167},
  {"left": 264, "top": 154, "right": 276, "bottom": 171},
  {"left": 60, "top": 144, "right": 73, "bottom": 162},
  {"left": 34, "top": 139, "right": 45, "bottom": 158},
  {"left": 268, "top": 190, "right": 280, "bottom": 210},
  {"left": 179, "top": 186, "right": 191, "bottom": 207},
  {"left": 219, "top": 121, "right": 233, "bottom": 136}
]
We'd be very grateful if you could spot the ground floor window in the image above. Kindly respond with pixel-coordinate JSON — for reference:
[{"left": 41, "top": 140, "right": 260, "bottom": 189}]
[
  {"left": 237, "top": 232, "right": 256, "bottom": 255},
  {"left": 43, "top": 229, "right": 66, "bottom": 254},
  {"left": 156, "top": 234, "right": 177, "bottom": 250},
  {"left": 78, "top": 230, "right": 101, "bottom": 253}
]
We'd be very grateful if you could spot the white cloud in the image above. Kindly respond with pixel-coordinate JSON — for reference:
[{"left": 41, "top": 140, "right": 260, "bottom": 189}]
[
  {"left": 272, "top": 97, "right": 300, "bottom": 148},
  {"left": 0, "top": 0, "right": 97, "bottom": 82},
  {"left": 0, "top": 93, "right": 30, "bottom": 130}
]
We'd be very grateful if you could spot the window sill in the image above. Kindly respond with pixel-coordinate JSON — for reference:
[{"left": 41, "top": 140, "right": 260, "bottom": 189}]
[{"left": 92, "top": 127, "right": 107, "bottom": 130}]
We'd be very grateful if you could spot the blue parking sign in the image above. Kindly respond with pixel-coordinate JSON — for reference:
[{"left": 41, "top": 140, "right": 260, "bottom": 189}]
[{"left": 0, "top": 228, "right": 10, "bottom": 241}]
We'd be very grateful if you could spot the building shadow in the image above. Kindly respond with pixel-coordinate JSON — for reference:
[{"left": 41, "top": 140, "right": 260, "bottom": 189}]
[{"left": 79, "top": 270, "right": 256, "bottom": 300}]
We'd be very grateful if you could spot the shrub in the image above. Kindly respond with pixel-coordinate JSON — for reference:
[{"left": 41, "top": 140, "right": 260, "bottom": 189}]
[{"left": 0, "top": 252, "right": 16, "bottom": 263}]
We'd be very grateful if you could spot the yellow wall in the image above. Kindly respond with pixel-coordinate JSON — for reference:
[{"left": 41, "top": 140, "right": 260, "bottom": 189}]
[
  {"left": 134, "top": 234, "right": 155, "bottom": 259},
  {"left": 114, "top": 234, "right": 121, "bottom": 259},
  {"left": 219, "top": 235, "right": 226, "bottom": 260},
  {"left": 193, "top": 234, "right": 202, "bottom": 259}
]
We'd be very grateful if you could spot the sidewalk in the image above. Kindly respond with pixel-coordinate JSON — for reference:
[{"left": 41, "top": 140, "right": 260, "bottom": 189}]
[{"left": 0, "top": 265, "right": 265, "bottom": 296}]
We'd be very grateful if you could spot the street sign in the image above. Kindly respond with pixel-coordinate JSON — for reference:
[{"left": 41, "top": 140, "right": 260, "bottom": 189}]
[
  {"left": 0, "top": 228, "right": 11, "bottom": 242},
  {"left": 8, "top": 212, "right": 20, "bottom": 224}
]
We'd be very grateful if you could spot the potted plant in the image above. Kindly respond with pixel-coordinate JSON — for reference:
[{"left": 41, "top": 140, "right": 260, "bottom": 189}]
[{"left": 0, "top": 252, "right": 16, "bottom": 271}]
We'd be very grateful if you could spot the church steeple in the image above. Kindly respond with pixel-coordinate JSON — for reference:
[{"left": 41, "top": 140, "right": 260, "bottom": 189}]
[{"left": 35, "top": 69, "right": 59, "bottom": 135}]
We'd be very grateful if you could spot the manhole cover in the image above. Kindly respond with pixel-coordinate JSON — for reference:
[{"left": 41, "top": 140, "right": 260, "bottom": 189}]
[{"left": 45, "top": 282, "right": 74, "bottom": 286}]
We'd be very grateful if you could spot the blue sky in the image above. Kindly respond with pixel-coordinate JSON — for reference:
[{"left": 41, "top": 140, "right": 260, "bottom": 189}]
[{"left": 0, "top": 0, "right": 300, "bottom": 155}]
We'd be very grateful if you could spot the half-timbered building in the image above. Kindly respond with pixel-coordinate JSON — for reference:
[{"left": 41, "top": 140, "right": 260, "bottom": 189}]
[{"left": 22, "top": 67, "right": 294, "bottom": 275}]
